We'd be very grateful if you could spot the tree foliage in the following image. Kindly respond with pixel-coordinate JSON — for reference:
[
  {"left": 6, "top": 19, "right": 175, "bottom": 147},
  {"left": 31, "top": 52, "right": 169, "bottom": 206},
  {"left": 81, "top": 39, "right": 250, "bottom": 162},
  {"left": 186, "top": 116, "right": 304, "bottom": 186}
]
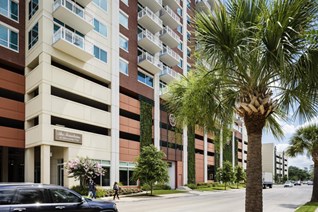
[
  {"left": 235, "top": 165, "right": 246, "bottom": 188},
  {"left": 216, "top": 161, "right": 234, "bottom": 190},
  {"left": 288, "top": 166, "right": 310, "bottom": 181},
  {"left": 166, "top": 0, "right": 318, "bottom": 211},
  {"left": 287, "top": 124, "right": 318, "bottom": 202},
  {"left": 132, "top": 145, "right": 169, "bottom": 195},
  {"left": 64, "top": 157, "right": 105, "bottom": 187}
]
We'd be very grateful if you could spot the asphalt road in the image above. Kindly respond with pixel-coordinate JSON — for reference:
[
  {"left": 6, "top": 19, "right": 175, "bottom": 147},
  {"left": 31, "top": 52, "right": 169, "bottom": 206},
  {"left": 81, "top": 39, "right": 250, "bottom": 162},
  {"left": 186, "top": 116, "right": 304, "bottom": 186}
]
[{"left": 115, "top": 185, "right": 313, "bottom": 212}]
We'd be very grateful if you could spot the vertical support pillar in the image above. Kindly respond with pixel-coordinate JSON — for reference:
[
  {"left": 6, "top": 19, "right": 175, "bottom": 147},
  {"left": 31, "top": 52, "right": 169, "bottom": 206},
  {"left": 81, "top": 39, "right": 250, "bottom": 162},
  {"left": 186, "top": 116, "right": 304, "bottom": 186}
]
[
  {"left": 204, "top": 130, "right": 208, "bottom": 182},
  {"left": 232, "top": 130, "right": 235, "bottom": 170},
  {"left": 154, "top": 73, "right": 160, "bottom": 150},
  {"left": 40, "top": 145, "right": 50, "bottom": 184},
  {"left": 220, "top": 128, "right": 223, "bottom": 168},
  {"left": 182, "top": 126, "right": 188, "bottom": 185},
  {"left": 2, "top": 147, "right": 8, "bottom": 182},
  {"left": 25, "top": 148, "right": 35, "bottom": 182},
  {"left": 110, "top": 0, "right": 120, "bottom": 185}
]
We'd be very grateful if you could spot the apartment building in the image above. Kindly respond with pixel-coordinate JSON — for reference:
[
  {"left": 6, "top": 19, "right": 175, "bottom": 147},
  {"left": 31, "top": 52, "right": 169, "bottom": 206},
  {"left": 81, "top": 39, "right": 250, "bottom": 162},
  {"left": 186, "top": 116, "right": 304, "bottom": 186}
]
[
  {"left": 0, "top": 0, "right": 248, "bottom": 188},
  {"left": 0, "top": 0, "right": 25, "bottom": 182},
  {"left": 262, "top": 143, "right": 288, "bottom": 183}
]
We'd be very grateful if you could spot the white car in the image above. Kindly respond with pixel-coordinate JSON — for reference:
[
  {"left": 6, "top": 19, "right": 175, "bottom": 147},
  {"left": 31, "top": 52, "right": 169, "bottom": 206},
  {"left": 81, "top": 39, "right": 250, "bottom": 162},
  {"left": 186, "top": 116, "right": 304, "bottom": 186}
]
[{"left": 284, "top": 181, "right": 294, "bottom": 187}]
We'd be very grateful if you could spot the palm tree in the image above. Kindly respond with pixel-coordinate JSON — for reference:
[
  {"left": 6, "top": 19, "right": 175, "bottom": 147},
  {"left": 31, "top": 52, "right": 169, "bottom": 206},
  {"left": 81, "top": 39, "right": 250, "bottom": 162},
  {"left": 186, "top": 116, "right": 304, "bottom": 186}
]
[
  {"left": 166, "top": 0, "right": 318, "bottom": 211},
  {"left": 286, "top": 124, "right": 318, "bottom": 202}
]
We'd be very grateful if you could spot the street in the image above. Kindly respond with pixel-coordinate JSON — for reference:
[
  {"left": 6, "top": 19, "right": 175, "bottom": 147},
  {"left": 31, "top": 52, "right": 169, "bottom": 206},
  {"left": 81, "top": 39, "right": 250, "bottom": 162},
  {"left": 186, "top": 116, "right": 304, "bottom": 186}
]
[{"left": 115, "top": 185, "right": 313, "bottom": 212}]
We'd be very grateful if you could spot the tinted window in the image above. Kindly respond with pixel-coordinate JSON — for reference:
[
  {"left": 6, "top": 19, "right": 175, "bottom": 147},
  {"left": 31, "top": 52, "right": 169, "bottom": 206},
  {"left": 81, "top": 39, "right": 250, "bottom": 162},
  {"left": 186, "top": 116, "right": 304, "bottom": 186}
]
[
  {"left": 49, "top": 188, "right": 82, "bottom": 203},
  {"left": 15, "top": 189, "right": 45, "bottom": 204},
  {"left": 0, "top": 189, "right": 15, "bottom": 204}
]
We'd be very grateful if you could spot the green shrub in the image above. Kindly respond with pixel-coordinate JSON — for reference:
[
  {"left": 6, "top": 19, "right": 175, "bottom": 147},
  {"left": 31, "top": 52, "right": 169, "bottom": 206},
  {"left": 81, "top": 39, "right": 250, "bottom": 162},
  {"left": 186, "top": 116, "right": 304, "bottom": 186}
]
[
  {"left": 186, "top": 183, "right": 197, "bottom": 189},
  {"left": 71, "top": 185, "right": 88, "bottom": 196},
  {"left": 153, "top": 184, "right": 171, "bottom": 190},
  {"left": 141, "top": 184, "right": 151, "bottom": 191},
  {"left": 95, "top": 186, "right": 106, "bottom": 198}
]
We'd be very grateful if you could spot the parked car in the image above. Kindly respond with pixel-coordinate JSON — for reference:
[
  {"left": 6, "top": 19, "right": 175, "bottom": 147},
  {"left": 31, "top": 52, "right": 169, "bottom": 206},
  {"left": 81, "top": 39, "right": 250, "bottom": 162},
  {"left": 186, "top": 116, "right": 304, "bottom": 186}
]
[
  {"left": 294, "top": 180, "right": 301, "bottom": 186},
  {"left": 284, "top": 181, "right": 294, "bottom": 187},
  {"left": 307, "top": 180, "right": 313, "bottom": 185},
  {"left": 0, "top": 183, "right": 118, "bottom": 212}
]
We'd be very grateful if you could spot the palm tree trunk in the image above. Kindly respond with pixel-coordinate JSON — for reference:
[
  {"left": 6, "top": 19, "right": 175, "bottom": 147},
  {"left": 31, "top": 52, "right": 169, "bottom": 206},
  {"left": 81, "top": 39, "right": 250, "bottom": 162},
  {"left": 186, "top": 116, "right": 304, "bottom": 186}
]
[
  {"left": 311, "top": 162, "right": 318, "bottom": 202},
  {"left": 245, "top": 117, "right": 265, "bottom": 212}
]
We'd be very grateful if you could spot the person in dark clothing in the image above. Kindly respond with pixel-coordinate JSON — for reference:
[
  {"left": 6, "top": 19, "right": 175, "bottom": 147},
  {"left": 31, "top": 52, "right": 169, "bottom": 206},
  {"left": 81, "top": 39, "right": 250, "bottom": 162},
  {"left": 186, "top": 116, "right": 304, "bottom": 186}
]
[
  {"left": 113, "top": 182, "right": 120, "bottom": 200},
  {"left": 88, "top": 179, "right": 96, "bottom": 199}
]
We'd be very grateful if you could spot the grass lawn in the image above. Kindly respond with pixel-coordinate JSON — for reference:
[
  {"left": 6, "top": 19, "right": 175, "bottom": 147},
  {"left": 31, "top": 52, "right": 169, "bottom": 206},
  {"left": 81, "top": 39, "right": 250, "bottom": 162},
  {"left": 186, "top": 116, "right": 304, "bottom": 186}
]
[
  {"left": 296, "top": 202, "right": 318, "bottom": 212},
  {"left": 195, "top": 184, "right": 245, "bottom": 191}
]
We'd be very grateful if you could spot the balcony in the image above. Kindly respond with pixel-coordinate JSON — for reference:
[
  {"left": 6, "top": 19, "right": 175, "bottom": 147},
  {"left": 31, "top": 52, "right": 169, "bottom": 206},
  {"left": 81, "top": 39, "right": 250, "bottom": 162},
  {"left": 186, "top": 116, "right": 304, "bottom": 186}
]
[
  {"left": 138, "top": 52, "right": 163, "bottom": 75},
  {"left": 138, "top": 7, "right": 163, "bottom": 34},
  {"left": 159, "top": 84, "right": 170, "bottom": 100},
  {"left": 53, "top": 0, "right": 94, "bottom": 34},
  {"left": 160, "top": 6, "right": 181, "bottom": 29},
  {"left": 162, "top": 0, "right": 181, "bottom": 10},
  {"left": 138, "top": 30, "right": 162, "bottom": 54},
  {"left": 160, "top": 47, "right": 180, "bottom": 67},
  {"left": 74, "top": 0, "right": 92, "bottom": 7},
  {"left": 195, "top": 0, "right": 212, "bottom": 13},
  {"left": 52, "top": 27, "right": 94, "bottom": 62},
  {"left": 160, "top": 66, "right": 182, "bottom": 83},
  {"left": 138, "top": 0, "right": 162, "bottom": 13},
  {"left": 160, "top": 26, "right": 180, "bottom": 48}
]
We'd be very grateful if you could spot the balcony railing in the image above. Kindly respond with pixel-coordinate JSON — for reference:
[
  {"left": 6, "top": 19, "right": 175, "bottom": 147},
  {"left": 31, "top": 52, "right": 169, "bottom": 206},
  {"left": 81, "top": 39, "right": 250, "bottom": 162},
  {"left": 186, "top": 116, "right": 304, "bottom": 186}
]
[
  {"left": 160, "top": 26, "right": 180, "bottom": 48},
  {"left": 138, "top": 7, "right": 163, "bottom": 33},
  {"left": 53, "top": 0, "right": 93, "bottom": 34},
  {"left": 138, "top": 0, "right": 162, "bottom": 13},
  {"left": 138, "top": 52, "right": 163, "bottom": 74},
  {"left": 161, "top": 66, "right": 181, "bottom": 79},
  {"left": 53, "top": 27, "right": 93, "bottom": 56},
  {"left": 138, "top": 30, "right": 162, "bottom": 54}
]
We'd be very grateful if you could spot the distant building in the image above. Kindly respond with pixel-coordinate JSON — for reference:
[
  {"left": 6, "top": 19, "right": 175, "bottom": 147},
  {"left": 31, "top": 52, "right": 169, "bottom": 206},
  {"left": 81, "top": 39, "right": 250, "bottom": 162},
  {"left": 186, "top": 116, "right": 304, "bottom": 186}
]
[{"left": 262, "top": 143, "right": 288, "bottom": 183}]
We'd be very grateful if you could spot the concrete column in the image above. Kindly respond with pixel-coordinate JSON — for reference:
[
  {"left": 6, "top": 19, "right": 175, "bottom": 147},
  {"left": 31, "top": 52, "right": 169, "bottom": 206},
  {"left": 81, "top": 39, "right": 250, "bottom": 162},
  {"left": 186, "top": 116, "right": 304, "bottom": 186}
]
[
  {"left": 154, "top": 73, "right": 160, "bottom": 150},
  {"left": 110, "top": 0, "right": 120, "bottom": 185},
  {"left": 204, "top": 130, "right": 208, "bottom": 182},
  {"left": 232, "top": 130, "right": 235, "bottom": 170},
  {"left": 1, "top": 147, "right": 8, "bottom": 182},
  {"left": 40, "top": 145, "right": 50, "bottom": 184},
  {"left": 24, "top": 148, "right": 35, "bottom": 182},
  {"left": 182, "top": 126, "right": 188, "bottom": 185},
  {"left": 220, "top": 128, "right": 223, "bottom": 168}
]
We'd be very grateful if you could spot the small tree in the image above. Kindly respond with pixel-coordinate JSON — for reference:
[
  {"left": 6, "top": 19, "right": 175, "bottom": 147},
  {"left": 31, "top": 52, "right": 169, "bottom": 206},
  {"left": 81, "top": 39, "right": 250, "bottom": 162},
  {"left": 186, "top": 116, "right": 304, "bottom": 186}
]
[
  {"left": 65, "top": 157, "right": 104, "bottom": 187},
  {"left": 132, "top": 145, "right": 169, "bottom": 195},
  {"left": 235, "top": 165, "right": 246, "bottom": 189},
  {"left": 216, "top": 161, "right": 234, "bottom": 190}
]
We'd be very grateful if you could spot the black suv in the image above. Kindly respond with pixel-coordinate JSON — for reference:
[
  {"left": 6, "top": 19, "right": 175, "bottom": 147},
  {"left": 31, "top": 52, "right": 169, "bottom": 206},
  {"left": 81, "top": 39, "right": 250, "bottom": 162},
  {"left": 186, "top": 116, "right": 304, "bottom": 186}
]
[{"left": 0, "top": 183, "right": 118, "bottom": 212}]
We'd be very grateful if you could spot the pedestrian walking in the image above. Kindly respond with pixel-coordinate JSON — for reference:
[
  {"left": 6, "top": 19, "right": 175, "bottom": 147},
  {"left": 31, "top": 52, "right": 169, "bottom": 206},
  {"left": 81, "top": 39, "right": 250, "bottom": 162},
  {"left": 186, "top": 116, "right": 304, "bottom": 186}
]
[
  {"left": 113, "top": 182, "right": 120, "bottom": 200},
  {"left": 88, "top": 179, "right": 96, "bottom": 199}
]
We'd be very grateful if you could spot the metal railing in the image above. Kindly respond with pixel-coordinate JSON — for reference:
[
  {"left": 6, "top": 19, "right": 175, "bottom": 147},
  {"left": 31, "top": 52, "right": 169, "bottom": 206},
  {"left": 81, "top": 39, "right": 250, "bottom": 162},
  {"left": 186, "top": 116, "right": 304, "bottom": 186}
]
[
  {"left": 160, "top": 5, "right": 180, "bottom": 23},
  {"left": 138, "top": 30, "right": 162, "bottom": 48},
  {"left": 161, "top": 65, "right": 181, "bottom": 80},
  {"left": 53, "top": 27, "right": 93, "bottom": 54},
  {"left": 161, "top": 46, "right": 180, "bottom": 61},
  {"left": 138, "top": 52, "right": 163, "bottom": 69},
  {"left": 138, "top": 7, "right": 163, "bottom": 26},
  {"left": 53, "top": 0, "right": 93, "bottom": 25},
  {"left": 160, "top": 26, "right": 180, "bottom": 42}
]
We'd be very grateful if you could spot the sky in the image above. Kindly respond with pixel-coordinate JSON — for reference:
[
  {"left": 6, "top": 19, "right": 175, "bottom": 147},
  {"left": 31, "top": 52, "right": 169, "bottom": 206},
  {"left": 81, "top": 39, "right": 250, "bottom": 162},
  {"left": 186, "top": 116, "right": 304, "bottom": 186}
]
[{"left": 262, "top": 117, "right": 318, "bottom": 170}]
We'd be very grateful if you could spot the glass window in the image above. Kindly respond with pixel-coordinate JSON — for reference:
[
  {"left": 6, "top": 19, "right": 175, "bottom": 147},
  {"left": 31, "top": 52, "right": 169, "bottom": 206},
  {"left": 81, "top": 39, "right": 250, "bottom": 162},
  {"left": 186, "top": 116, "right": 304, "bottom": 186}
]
[
  {"left": 94, "top": 19, "right": 107, "bottom": 37},
  {"left": 94, "top": 46, "right": 107, "bottom": 63},
  {"left": 119, "top": 35, "right": 128, "bottom": 51},
  {"left": 28, "top": 23, "right": 38, "bottom": 50},
  {"left": 14, "top": 189, "right": 45, "bottom": 204},
  {"left": 0, "top": 189, "right": 15, "bottom": 204},
  {"left": 177, "top": 25, "right": 182, "bottom": 34},
  {"left": 0, "top": 24, "right": 18, "bottom": 51},
  {"left": 119, "top": 11, "right": 128, "bottom": 28},
  {"left": 119, "top": 59, "right": 128, "bottom": 75},
  {"left": 177, "top": 8, "right": 182, "bottom": 17},
  {"left": 28, "top": 0, "right": 39, "bottom": 20},
  {"left": 0, "top": 0, "right": 18, "bottom": 21},
  {"left": 119, "top": 168, "right": 137, "bottom": 186},
  {"left": 137, "top": 71, "right": 153, "bottom": 87},
  {"left": 177, "top": 42, "right": 182, "bottom": 51},
  {"left": 178, "top": 58, "right": 183, "bottom": 68},
  {"left": 49, "top": 188, "right": 82, "bottom": 203},
  {"left": 93, "top": 0, "right": 107, "bottom": 11}
]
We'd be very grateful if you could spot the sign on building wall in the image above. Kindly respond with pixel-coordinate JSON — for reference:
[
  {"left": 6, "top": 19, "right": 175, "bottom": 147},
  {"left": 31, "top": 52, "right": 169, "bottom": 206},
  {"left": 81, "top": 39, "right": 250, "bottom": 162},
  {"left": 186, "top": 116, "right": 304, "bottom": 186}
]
[{"left": 54, "top": 129, "right": 82, "bottom": 144}]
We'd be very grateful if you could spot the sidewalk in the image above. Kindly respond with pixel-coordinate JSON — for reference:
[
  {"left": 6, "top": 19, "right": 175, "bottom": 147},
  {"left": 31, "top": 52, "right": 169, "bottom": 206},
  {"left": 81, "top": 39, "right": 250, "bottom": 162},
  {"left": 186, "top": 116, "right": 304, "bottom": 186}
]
[{"left": 100, "top": 190, "right": 199, "bottom": 202}]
